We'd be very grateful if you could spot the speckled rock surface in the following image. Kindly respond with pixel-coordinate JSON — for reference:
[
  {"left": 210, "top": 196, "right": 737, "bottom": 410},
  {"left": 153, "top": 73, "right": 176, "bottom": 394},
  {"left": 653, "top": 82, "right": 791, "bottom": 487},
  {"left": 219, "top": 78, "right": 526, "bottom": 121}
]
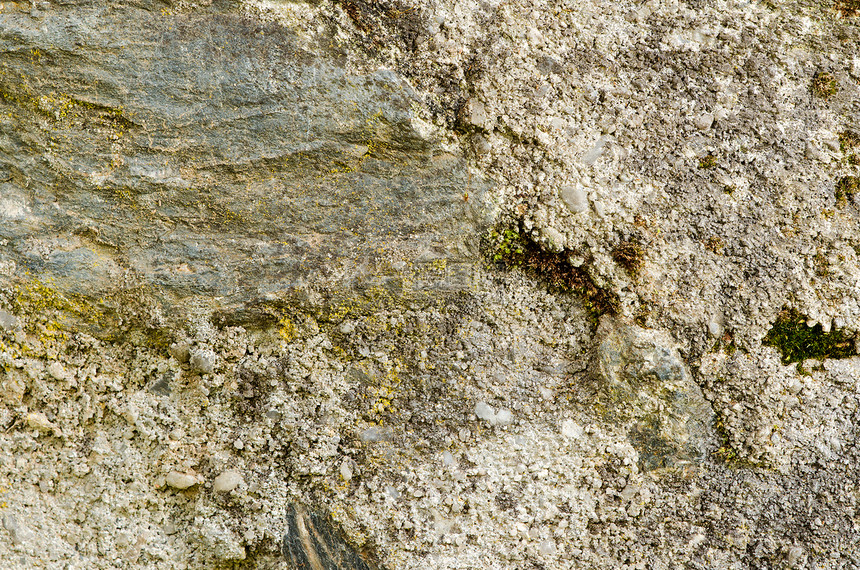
[{"left": 1, "top": 0, "right": 859, "bottom": 568}]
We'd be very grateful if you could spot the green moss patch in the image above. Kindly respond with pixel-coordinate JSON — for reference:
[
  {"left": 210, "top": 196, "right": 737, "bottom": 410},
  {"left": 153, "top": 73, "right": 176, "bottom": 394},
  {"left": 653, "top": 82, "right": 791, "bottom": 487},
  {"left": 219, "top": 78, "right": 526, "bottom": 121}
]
[
  {"left": 762, "top": 308, "right": 856, "bottom": 365},
  {"left": 698, "top": 155, "right": 718, "bottom": 169},
  {"left": 839, "top": 130, "right": 859, "bottom": 152},
  {"left": 483, "top": 226, "right": 619, "bottom": 318}
]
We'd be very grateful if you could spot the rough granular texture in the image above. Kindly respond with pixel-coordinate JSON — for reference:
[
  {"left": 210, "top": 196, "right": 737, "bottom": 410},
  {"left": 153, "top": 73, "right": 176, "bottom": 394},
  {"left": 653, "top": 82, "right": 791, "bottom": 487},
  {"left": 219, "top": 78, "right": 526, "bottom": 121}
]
[{"left": 1, "top": 0, "right": 859, "bottom": 568}]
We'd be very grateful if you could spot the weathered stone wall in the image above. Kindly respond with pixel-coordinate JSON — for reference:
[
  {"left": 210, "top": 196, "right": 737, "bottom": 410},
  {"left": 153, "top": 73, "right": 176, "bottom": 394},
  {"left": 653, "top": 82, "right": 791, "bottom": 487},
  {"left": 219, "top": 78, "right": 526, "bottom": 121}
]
[{"left": 0, "top": 0, "right": 858, "bottom": 568}]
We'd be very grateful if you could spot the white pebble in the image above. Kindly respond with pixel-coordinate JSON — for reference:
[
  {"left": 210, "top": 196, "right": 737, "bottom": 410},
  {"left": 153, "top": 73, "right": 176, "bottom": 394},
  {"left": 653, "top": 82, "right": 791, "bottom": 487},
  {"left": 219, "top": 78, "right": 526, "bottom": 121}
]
[
  {"left": 474, "top": 401, "right": 496, "bottom": 424},
  {"left": 561, "top": 419, "right": 583, "bottom": 439},
  {"left": 339, "top": 462, "right": 353, "bottom": 482},
  {"left": 166, "top": 471, "right": 199, "bottom": 490},
  {"left": 47, "top": 361, "right": 66, "bottom": 381},
  {"left": 26, "top": 412, "right": 55, "bottom": 433},
  {"left": 189, "top": 349, "right": 216, "bottom": 374},
  {"left": 787, "top": 546, "right": 805, "bottom": 567},
  {"left": 495, "top": 408, "right": 514, "bottom": 426},
  {"left": 213, "top": 470, "right": 244, "bottom": 492},
  {"left": 694, "top": 112, "right": 714, "bottom": 131},
  {"left": 560, "top": 184, "right": 589, "bottom": 213},
  {"left": 708, "top": 315, "right": 724, "bottom": 337},
  {"left": 582, "top": 135, "right": 609, "bottom": 165}
]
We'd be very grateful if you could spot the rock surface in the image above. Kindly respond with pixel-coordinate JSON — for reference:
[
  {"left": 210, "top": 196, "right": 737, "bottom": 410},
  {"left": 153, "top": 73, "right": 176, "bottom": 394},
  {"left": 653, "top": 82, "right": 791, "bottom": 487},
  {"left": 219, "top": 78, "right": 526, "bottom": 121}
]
[
  {"left": 594, "top": 315, "right": 713, "bottom": 470},
  {"left": 0, "top": 0, "right": 859, "bottom": 568}
]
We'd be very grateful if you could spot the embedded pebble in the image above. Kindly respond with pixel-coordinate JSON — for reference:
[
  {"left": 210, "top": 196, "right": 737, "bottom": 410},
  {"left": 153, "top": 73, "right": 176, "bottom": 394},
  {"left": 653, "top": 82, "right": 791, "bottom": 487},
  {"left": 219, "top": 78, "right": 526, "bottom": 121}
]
[
  {"left": 189, "top": 349, "right": 216, "bottom": 374},
  {"left": 694, "top": 112, "right": 714, "bottom": 131},
  {"left": 359, "top": 426, "right": 394, "bottom": 442},
  {"left": 166, "top": 471, "right": 200, "bottom": 490},
  {"left": 561, "top": 420, "right": 583, "bottom": 439},
  {"left": 787, "top": 546, "right": 805, "bottom": 567},
  {"left": 0, "top": 310, "right": 19, "bottom": 331},
  {"left": 474, "top": 401, "right": 496, "bottom": 423},
  {"left": 25, "top": 412, "right": 55, "bottom": 433},
  {"left": 339, "top": 462, "right": 353, "bottom": 482},
  {"left": 560, "top": 184, "right": 589, "bottom": 213},
  {"left": 213, "top": 470, "right": 244, "bottom": 492},
  {"left": 168, "top": 342, "right": 190, "bottom": 363},
  {"left": 47, "top": 361, "right": 66, "bottom": 381},
  {"left": 495, "top": 408, "right": 513, "bottom": 426},
  {"left": 2, "top": 516, "right": 34, "bottom": 545},
  {"left": 582, "top": 135, "right": 609, "bottom": 165}
]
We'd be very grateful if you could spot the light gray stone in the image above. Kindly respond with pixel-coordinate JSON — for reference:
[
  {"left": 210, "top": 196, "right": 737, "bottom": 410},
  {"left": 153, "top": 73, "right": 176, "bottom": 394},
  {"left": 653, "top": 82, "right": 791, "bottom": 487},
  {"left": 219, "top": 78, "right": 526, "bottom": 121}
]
[
  {"left": 189, "top": 349, "right": 216, "bottom": 375},
  {"left": 594, "top": 316, "right": 713, "bottom": 470}
]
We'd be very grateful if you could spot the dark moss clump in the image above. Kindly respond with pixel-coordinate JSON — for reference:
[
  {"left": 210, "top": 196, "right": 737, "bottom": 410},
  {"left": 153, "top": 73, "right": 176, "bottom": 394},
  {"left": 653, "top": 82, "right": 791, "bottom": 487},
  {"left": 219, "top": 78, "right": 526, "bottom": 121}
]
[
  {"left": 612, "top": 240, "right": 645, "bottom": 278},
  {"left": 813, "top": 250, "right": 830, "bottom": 277},
  {"left": 762, "top": 308, "right": 856, "bottom": 365},
  {"left": 335, "top": 0, "right": 424, "bottom": 53},
  {"left": 835, "top": 0, "right": 860, "bottom": 16},
  {"left": 835, "top": 176, "right": 859, "bottom": 206},
  {"left": 839, "top": 130, "right": 860, "bottom": 152},
  {"left": 811, "top": 71, "right": 838, "bottom": 98},
  {"left": 484, "top": 226, "right": 619, "bottom": 317},
  {"left": 704, "top": 236, "right": 725, "bottom": 254}
]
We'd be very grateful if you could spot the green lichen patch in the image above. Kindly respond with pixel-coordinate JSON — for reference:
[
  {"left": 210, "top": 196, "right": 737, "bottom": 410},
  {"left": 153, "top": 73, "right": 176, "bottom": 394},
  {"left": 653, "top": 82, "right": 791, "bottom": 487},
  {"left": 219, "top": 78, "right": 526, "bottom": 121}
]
[
  {"left": 811, "top": 71, "right": 838, "bottom": 98},
  {"left": 712, "top": 415, "right": 759, "bottom": 468},
  {"left": 835, "top": 176, "right": 859, "bottom": 206},
  {"left": 762, "top": 308, "right": 856, "bottom": 365},
  {"left": 836, "top": 130, "right": 859, "bottom": 166},
  {"left": 483, "top": 226, "right": 619, "bottom": 318},
  {"left": 486, "top": 228, "right": 525, "bottom": 264}
]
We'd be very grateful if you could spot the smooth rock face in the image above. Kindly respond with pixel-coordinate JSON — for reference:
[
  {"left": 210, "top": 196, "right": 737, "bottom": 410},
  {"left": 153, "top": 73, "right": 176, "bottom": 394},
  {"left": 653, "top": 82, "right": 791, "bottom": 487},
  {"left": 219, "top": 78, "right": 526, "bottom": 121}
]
[
  {"left": 0, "top": 3, "right": 485, "bottom": 326},
  {"left": 594, "top": 316, "right": 713, "bottom": 470}
]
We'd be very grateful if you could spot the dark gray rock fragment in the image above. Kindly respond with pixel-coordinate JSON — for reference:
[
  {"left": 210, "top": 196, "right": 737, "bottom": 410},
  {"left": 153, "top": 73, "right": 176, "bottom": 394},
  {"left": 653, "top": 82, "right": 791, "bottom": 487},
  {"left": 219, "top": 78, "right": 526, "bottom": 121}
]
[
  {"left": 282, "top": 504, "right": 379, "bottom": 570},
  {"left": 147, "top": 372, "right": 172, "bottom": 396}
]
